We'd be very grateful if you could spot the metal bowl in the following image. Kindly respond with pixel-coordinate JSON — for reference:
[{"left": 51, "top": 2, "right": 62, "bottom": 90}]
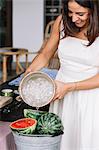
[{"left": 19, "top": 71, "right": 55, "bottom": 108}]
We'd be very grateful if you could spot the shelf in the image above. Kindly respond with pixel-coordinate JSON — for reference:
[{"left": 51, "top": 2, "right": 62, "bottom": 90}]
[
  {"left": 44, "top": 0, "right": 62, "bottom": 32},
  {"left": 45, "top": 13, "right": 60, "bottom": 16}
]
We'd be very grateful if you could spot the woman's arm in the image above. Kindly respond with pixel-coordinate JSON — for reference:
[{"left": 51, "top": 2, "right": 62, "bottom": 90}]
[
  {"left": 25, "top": 15, "right": 62, "bottom": 74},
  {"left": 53, "top": 74, "right": 99, "bottom": 100},
  {"left": 71, "top": 73, "right": 99, "bottom": 90}
]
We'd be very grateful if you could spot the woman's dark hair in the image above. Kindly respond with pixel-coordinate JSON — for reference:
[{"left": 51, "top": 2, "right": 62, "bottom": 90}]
[{"left": 62, "top": 0, "right": 99, "bottom": 46}]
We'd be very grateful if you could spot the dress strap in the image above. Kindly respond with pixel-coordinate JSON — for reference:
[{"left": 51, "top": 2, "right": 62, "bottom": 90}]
[{"left": 60, "top": 20, "right": 65, "bottom": 39}]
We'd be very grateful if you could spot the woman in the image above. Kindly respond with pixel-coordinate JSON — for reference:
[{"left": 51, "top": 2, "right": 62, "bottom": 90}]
[{"left": 25, "top": 0, "right": 99, "bottom": 149}]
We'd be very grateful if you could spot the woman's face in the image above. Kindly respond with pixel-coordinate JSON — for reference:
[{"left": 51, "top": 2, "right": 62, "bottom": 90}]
[{"left": 68, "top": 1, "right": 90, "bottom": 28}]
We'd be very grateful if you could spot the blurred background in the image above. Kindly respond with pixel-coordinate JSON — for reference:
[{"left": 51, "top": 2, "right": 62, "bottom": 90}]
[{"left": 0, "top": 0, "right": 62, "bottom": 82}]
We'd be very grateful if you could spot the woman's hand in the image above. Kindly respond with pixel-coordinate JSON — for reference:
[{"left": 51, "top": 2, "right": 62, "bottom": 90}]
[
  {"left": 24, "top": 66, "right": 33, "bottom": 76},
  {"left": 24, "top": 63, "right": 36, "bottom": 76},
  {"left": 53, "top": 80, "right": 69, "bottom": 101},
  {"left": 53, "top": 80, "right": 75, "bottom": 101}
]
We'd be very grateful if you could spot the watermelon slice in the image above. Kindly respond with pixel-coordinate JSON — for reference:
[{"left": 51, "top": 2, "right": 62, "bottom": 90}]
[{"left": 10, "top": 118, "right": 37, "bottom": 134}]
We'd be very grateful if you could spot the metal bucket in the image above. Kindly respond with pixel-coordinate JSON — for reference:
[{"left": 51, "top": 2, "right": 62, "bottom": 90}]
[{"left": 13, "top": 132, "right": 62, "bottom": 150}]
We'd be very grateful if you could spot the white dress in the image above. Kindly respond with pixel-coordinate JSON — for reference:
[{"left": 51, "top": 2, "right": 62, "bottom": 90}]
[{"left": 49, "top": 36, "right": 99, "bottom": 150}]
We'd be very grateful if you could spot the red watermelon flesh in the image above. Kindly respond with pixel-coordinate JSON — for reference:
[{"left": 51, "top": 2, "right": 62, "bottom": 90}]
[{"left": 10, "top": 118, "right": 37, "bottom": 134}]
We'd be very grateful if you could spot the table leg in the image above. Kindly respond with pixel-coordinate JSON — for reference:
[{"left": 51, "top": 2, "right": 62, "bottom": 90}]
[
  {"left": 16, "top": 54, "right": 20, "bottom": 74},
  {"left": 25, "top": 53, "right": 28, "bottom": 69},
  {"left": 16, "top": 54, "right": 24, "bottom": 74},
  {"left": 2, "top": 55, "right": 7, "bottom": 82}
]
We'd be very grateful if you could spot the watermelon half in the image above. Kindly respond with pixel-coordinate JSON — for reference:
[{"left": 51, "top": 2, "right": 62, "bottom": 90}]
[
  {"left": 24, "top": 109, "right": 47, "bottom": 120},
  {"left": 10, "top": 118, "right": 37, "bottom": 134}
]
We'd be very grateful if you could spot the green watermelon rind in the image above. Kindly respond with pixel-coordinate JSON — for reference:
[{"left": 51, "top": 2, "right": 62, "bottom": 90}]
[
  {"left": 36, "top": 112, "right": 64, "bottom": 136},
  {"left": 10, "top": 118, "right": 37, "bottom": 134},
  {"left": 24, "top": 109, "right": 47, "bottom": 120}
]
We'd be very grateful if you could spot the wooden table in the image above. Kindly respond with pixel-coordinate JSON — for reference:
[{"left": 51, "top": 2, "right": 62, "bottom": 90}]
[
  {"left": 0, "top": 121, "right": 16, "bottom": 150},
  {"left": 0, "top": 47, "right": 29, "bottom": 82}
]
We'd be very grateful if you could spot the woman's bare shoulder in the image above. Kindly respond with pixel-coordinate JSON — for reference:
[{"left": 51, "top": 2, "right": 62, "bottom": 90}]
[
  {"left": 52, "top": 15, "right": 63, "bottom": 33},
  {"left": 54, "top": 15, "right": 62, "bottom": 26},
  {"left": 56, "top": 15, "right": 62, "bottom": 22}
]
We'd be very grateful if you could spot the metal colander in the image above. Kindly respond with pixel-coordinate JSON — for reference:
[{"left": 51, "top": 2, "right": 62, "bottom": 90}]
[{"left": 19, "top": 71, "right": 55, "bottom": 108}]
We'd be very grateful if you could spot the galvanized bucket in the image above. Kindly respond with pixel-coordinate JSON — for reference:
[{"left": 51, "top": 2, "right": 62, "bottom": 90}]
[{"left": 13, "top": 132, "right": 62, "bottom": 150}]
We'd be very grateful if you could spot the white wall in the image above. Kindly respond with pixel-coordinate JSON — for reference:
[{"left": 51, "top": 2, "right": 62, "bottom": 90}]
[{"left": 13, "top": 0, "right": 44, "bottom": 61}]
